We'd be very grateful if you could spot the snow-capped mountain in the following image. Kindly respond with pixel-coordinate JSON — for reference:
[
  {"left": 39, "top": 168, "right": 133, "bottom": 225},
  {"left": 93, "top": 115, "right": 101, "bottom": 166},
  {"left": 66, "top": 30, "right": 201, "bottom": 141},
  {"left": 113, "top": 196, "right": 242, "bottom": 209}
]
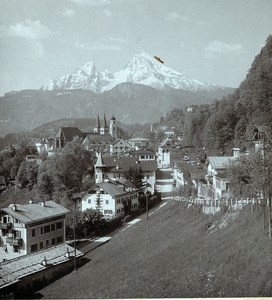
[{"left": 41, "top": 52, "right": 221, "bottom": 93}]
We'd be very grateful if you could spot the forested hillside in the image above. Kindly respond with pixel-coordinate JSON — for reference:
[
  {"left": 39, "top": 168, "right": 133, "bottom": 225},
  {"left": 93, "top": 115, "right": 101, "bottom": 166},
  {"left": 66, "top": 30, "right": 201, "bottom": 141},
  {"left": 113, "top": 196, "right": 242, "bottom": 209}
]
[{"left": 161, "top": 35, "right": 272, "bottom": 155}]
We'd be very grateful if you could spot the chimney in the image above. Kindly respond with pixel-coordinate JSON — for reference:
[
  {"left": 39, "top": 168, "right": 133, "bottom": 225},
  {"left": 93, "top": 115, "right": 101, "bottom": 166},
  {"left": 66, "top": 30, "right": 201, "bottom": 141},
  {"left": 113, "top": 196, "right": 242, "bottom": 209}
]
[
  {"left": 29, "top": 199, "right": 33, "bottom": 204},
  {"left": 40, "top": 200, "right": 46, "bottom": 207},
  {"left": 12, "top": 204, "right": 17, "bottom": 211},
  {"left": 42, "top": 256, "right": 48, "bottom": 266}
]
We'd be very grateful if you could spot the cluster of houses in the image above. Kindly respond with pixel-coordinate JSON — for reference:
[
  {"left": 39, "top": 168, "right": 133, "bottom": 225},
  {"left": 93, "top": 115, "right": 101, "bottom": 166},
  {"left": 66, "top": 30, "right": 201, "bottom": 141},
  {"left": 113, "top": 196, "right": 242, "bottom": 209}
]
[{"left": 0, "top": 114, "right": 267, "bottom": 294}]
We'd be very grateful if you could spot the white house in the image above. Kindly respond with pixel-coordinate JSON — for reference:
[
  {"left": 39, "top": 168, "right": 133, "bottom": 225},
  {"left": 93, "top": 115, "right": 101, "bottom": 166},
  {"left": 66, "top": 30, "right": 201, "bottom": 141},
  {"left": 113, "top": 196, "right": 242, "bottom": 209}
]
[
  {"left": 206, "top": 148, "right": 240, "bottom": 199},
  {"left": 0, "top": 201, "right": 70, "bottom": 261},
  {"left": 110, "top": 138, "right": 132, "bottom": 156},
  {"left": 82, "top": 180, "right": 139, "bottom": 219},
  {"left": 157, "top": 138, "right": 171, "bottom": 168}
]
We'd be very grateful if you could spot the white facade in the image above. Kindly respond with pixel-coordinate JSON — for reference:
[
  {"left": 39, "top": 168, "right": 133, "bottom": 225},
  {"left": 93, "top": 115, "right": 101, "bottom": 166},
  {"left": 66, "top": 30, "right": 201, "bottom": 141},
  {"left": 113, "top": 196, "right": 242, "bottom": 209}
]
[
  {"left": 110, "top": 139, "right": 132, "bottom": 156},
  {"left": 82, "top": 188, "right": 139, "bottom": 219},
  {"left": 0, "top": 202, "right": 69, "bottom": 261}
]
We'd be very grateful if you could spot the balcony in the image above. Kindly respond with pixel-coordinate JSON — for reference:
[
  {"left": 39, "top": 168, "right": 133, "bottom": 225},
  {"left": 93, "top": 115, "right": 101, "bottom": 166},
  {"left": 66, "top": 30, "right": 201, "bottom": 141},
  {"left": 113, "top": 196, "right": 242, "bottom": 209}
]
[
  {"left": 6, "top": 237, "right": 23, "bottom": 246},
  {"left": 0, "top": 222, "right": 12, "bottom": 229}
]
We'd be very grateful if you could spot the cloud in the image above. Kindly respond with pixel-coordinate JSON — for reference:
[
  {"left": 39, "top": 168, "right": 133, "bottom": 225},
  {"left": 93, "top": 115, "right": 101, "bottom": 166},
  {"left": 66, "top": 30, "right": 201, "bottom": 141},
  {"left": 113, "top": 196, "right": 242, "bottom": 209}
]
[
  {"left": 63, "top": 8, "right": 75, "bottom": 17},
  {"left": 205, "top": 40, "right": 242, "bottom": 56},
  {"left": 76, "top": 36, "right": 126, "bottom": 51},
  {"left": 69, "top": 0, "right": 110, "bottom": 6},
  {"left": 103, "top": 8, "right": 113, "bottom": 16},
  {"left": 0, "top": 19, "right": 54, "bottom": 39},
  {"left": 165, "top": 12, "right": 188, "bottom": 21}
]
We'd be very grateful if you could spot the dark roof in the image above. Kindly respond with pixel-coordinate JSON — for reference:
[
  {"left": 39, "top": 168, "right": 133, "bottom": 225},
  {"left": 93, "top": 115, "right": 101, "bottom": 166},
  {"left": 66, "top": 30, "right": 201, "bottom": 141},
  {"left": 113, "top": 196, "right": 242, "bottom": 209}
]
[
  {"left": 102, "top": 156, "right": 157, "bottom": 172},
  {"left": 55, "top": 127, "right": 83, "bottom": 141},
  {"left": 83, "top": 133, "right": 113, "bottom": 144},
  {"left": 130, "top": 149, "right": 155, "bottom": 156},
  {"left": 2, "top": 201, "right": 70, "bottom": 225},
  {"left": 88, "top": 182, "right": 128, "bottom": 197}
]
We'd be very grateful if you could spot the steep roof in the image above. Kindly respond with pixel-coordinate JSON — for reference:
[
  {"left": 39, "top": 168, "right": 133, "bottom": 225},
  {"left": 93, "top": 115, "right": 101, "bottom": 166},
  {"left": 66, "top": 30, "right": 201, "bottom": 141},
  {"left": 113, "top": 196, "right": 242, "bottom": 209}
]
[
  {"left": 55, "top": 127, "right": 83, "bottom": 141},
  {"left": 2, "top": 201, "right": 70, "bottom": 225}
]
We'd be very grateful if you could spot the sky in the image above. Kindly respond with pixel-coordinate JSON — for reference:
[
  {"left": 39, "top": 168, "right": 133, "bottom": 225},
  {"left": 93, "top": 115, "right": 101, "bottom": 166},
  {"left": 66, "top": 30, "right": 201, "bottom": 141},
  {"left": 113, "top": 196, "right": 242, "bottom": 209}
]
[{"left": 0, "top": 0, "right": 272, "bottom": 96}]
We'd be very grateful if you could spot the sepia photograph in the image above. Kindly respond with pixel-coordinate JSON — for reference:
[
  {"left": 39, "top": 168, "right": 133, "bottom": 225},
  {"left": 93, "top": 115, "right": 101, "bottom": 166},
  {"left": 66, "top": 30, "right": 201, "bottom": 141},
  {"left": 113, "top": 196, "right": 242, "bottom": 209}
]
[{"left": 0, "top": 0, "right": 272, "bottom": 298}]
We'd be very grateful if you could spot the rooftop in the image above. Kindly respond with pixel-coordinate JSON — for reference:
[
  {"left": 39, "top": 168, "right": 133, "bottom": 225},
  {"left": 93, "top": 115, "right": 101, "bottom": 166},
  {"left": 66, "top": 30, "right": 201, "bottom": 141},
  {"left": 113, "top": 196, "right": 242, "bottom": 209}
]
[
  {"left": 55, "top": 127, "right": 83, "bottom": 141},
  {"left": 0, "top": 243, "right": 83, "bottom": 289},
  {"left": 208, "top": 156, "right": 235, "bottom": 170},
  {"left": 2, "top": 201, "right": 70, "bottom": 225}
]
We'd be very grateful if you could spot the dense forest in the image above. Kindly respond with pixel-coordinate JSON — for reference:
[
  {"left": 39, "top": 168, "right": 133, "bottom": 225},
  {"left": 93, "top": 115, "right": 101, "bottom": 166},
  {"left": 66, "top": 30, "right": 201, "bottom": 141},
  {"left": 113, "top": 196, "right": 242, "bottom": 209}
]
[{"left": 160, "top": 35, "right": 272, "bottom": 155}]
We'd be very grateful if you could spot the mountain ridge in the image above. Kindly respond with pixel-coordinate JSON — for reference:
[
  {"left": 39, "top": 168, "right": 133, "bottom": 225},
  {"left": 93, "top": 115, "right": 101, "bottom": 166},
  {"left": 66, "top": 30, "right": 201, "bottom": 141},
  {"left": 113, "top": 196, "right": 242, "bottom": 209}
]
[{"left": 41, "top": 52, "right": 228, "bottom": 93}]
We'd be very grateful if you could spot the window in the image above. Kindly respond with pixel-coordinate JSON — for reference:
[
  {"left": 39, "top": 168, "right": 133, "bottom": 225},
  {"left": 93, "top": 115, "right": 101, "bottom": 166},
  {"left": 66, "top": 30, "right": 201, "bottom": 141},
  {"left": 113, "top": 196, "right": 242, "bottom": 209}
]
[
  {"left": 44, "top": 225, "right": 50, "bottom": 233},
  {"left": 117, "top": 209, "right": 120, "bottom": 213},
  {"left": 40, "top": 241, "right": 43, "bottom": 250},
  {"left": 141, "top": 155, "right": 145, "bottom": 159},
  {"left": 46, "top": 240, "right": 49, "bottom": 246},
  {"left": 2, "top": 229, "right": 7, "bottom": 236},
  {"left": 105, "top": 200, "right": 109, "bottom": 204},
  {"left": 32, "top": 229, "right": 36, "bottom": 237},
  {"left": 40, "top": 227, "right": 43, "bottom": 234},
  {"left": 52, "top": 238, "right": 56, "bottom": 245},
  {"left": 56, "top": 222, "right": 63, "bottom": 229},
  {"left": 147, "top": 175, "right": 150, "bottom": 179},
  {"left": 31, "top": 244, "right": 38, "bottom": 253},
  {"left": 15, "top": 231, "right": 21, "bottom": 238},
  {"left": 13, "top": 246, "right": 19, "bottom": 253},
  {"left": 57, "top": 236, "right": 63, "bottom": 244},
  {"left": 88, "top": 199, "right": 91, "bottom": 204},
  {"left": 51, "top": 224, "right": 55, "bottom": 231}
]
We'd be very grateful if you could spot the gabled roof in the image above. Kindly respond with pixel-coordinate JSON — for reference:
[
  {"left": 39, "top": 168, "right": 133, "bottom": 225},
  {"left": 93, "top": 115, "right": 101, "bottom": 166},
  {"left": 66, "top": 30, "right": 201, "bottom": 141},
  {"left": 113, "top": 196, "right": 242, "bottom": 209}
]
[
  {"left": 0, "top": 243, "right": 83, "bottom": 289},
  {"left": 2, "top": 201, "right": 70, "bottom": 225},
  {"left": 83, "top": 133, "right": 112, "bottom": 144},
  {"left": 55, "top": 127, "right": 83, "bottom": 141},
  {"left": 208, "top": 156, "right": 234, "bottom": 170},
  {"left": 101, "top": 156, "right": 157, "bottom": 173},
  {"left": 88, "top": 182, "right": 128, "bottom": 197},
  {"left": 112, "top": 138, "right": 131, "bottom": 147}
]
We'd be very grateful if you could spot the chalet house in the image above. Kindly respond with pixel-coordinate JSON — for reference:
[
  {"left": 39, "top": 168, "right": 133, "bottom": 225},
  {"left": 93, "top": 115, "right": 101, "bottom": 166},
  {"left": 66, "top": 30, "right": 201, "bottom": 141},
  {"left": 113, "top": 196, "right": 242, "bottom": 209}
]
[
  {"left": 0, "top": 201, "right": 70, "bottom": 261},
  {"left": 82, "top": 180, "right": 139, "bottom": 219},
  {"left": 110, "top": 138, "right": 132, "bottom": 156},
  {"left": 95, "top": 151, "right": 157, "bottom": 194},
  {"left": 206, "top": 148, "right": 240, "bottom": 199}
]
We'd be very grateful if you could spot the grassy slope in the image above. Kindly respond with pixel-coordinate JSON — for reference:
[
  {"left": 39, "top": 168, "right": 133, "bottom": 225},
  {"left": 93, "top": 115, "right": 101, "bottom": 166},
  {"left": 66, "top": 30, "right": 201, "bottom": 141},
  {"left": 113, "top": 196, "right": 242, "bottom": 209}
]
[{"left": 38, "top": 201, "right": 272, "bottom": 298}]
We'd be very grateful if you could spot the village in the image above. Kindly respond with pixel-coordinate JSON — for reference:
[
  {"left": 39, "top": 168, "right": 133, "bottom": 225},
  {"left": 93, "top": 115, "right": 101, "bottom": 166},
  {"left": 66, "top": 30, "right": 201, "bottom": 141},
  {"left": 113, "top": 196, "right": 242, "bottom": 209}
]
[{"left": 0, "top": 111, "right": 268, "bottom": 297}]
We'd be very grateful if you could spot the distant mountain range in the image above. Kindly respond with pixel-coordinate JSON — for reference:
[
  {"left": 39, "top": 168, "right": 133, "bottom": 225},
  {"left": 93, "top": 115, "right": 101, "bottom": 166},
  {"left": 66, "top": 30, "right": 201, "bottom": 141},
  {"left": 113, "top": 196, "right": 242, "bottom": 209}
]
[
  {"left": 0, "top": 53, "right": 234, "bottom": 137},
  {"left": 41, "top": 52, "right": 226, "bottom": 93}
]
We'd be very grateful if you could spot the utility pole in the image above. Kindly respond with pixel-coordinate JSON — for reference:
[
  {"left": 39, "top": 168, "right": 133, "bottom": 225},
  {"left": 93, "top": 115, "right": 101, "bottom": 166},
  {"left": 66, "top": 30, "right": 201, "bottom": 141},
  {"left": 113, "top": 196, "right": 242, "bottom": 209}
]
[{"left": 146, "top": 192, "right": 149, "bottom": 220}]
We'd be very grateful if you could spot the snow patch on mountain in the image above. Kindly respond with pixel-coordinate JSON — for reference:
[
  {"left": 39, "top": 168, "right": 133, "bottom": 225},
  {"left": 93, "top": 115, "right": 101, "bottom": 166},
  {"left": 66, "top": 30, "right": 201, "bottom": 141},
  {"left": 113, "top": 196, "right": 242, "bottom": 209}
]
[{"left": 41, "top": 52, "right": 221, "bottom": 93}]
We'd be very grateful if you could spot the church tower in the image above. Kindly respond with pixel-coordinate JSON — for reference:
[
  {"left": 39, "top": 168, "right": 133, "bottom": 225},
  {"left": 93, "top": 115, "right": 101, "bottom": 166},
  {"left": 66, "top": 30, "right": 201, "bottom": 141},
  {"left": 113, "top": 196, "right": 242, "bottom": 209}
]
[
  {"left": 94, "top": 115, "right": 100, "bottom": 134},
  {"left": 100, "top": 113, "right": 109, "bottom": 135},
  {"left": 109, "top": 115, "right": 117, "bottom": 139},
  {"left": 95, "top": 152, "right": 105, "bottom": 183}
]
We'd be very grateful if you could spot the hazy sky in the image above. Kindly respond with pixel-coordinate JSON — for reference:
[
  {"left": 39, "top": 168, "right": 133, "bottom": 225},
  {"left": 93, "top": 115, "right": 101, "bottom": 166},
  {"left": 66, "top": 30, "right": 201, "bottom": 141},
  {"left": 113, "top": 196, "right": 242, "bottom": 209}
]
[{"left": 0, "top": 0, "right": 272, "bottom": 95}]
